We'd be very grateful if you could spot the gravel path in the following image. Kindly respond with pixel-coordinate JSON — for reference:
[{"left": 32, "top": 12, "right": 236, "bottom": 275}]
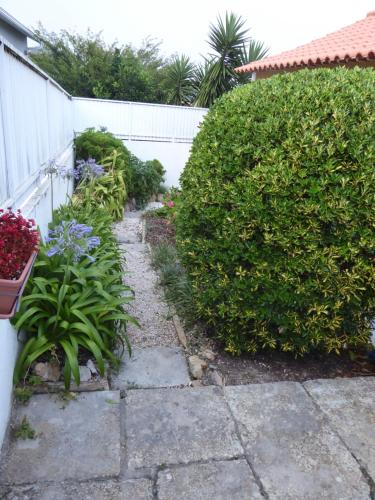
[{"left": 114, "top": 212, "right": 179, "bottom": 348}]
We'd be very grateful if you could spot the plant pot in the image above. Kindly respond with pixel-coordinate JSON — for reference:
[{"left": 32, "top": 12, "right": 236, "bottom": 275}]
[{"left": 0, "top": 251, "right": 38, "bottom": 319}]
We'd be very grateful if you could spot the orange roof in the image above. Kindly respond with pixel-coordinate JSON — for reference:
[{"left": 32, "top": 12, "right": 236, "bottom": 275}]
[{"left": 236, "top": 12, "right": 375, "bottom": 74}]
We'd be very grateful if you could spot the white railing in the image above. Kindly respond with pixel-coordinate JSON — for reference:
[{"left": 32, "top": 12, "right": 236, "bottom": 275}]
[{"left": 0, "top": 37, "right": 74, "bottom": 208}]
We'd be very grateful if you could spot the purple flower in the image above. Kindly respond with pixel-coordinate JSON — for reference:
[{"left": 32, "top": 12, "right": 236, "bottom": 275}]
[
  {"left": 74, "top": 158, "right": 105, "bottom": 181},
  {"left": 46, "top": 220, "right": 100, "bottom": 262}
]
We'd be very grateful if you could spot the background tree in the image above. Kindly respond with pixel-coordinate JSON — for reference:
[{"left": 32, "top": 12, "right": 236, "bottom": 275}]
[
  {"left": 31, "top": 26, "right": 169, "bottom": 103},
  {"left": 195, "top": 13, "right": 269, "bottom": 107},
  {"left": 165, "top": 55, "right": 197, "bottom": 105},
  {"left": 31, "top": 15, "right": 268, "bottom": 107}
]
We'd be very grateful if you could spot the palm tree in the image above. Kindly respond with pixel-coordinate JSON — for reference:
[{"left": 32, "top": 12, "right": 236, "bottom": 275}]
[
  {"left": 195, "top": 12, "right": 268, "bottom": 107},
  {"left": 165, "top": 54, "right": 197, "bottom": 105},
  {"left": 240, "top": 39, "right": 269, "bottom": 66}
]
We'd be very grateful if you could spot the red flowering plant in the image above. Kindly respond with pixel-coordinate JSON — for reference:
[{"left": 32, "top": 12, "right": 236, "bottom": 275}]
[{"left": 0, "top": 208, "right": 39, "bottom": 280}]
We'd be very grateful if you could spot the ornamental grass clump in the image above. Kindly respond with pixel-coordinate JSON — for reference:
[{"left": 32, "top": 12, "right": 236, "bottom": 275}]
[
  {"left": 177, "top": 67, "right": 375, "bottom": 356},
  {"left": 0, "top": 209, "right": 39, "bottom": 280}
]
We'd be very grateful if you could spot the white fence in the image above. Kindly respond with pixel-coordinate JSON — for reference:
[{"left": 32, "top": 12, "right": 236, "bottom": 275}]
[
  {"left": 73, "top": 97, "right": 207, "bottom": 186},
  {"left": 0, "top": 37, "right": 74, "bottom": 449},
  {"left": 0, "top": 37, "right": 74, "bottom": 208}
]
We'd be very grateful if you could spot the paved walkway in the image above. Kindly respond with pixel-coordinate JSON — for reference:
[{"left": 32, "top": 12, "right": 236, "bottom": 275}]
[{"left": 1, "top": 212, "right": 374, "bottom": 499}]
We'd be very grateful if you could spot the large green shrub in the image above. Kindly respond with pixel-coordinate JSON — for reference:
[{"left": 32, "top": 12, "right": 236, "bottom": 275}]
[
  {"left": 75, "top": 128, "right": 133, "bottom": 193},
  {"left": 177, "top": 67, "right": 375, "bottom": 356}
]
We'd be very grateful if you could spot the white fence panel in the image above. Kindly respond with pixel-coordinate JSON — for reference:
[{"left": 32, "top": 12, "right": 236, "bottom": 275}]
[
  {"left": 73, "top": 97, "right": 208, "bottom": 186},
  {"left": 73, "top": 97, "right": 207, "bottom": 143},
  {"left": 0, "top": 39, "right": 73, "bottom": 206}
]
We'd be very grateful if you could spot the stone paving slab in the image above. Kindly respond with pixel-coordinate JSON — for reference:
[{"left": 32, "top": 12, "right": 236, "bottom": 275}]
[
  {"left": 304, "top": 377, "right": 375, "bottom": 482},
  {"left": 225, "top": 382, "right": 370, "bottom": 500},
  {"left": 124, "top": 386, "right": 243, "bottom": 469},
  {"left": 112, "top": 347, "right": 190, "bottom": 389},
  {"left": 157, "top": 459, "right": 263, "bottom": 500},
  {"left": 0, "top": 478, "right": 153, "bottom": 500},
  {"left": 0, "top": 391, "right": 121, "bottom": 485}
]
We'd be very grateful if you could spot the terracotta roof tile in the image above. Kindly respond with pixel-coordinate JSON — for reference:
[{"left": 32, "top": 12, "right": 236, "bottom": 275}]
[{"left": 236, "top": 12, "right": 375, "bottom": 74}]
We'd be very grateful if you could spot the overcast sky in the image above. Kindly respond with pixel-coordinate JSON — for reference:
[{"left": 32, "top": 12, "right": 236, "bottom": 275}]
[{"left": 1, "top": 0, "right": 374, "bottom": 61}]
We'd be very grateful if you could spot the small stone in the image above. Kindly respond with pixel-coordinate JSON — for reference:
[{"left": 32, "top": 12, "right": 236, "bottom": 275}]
[
  {"left": 188, "top": 356, "right": 208, "bottom": 379},
  {"left": 209, "top": 370, "right": 224, "bottom": 386},
  {"left": 34, "top": 361, "right": 61, "bottom": 382},
  {"left": 78, "top": 366, "right": 92, "bottom": 383},
  {"left": 86, "top": 359, "right": 98, "bottom": 376},
  {"left": 191, "top": 380, "right": 203, "bottom": 387},
  {"left": 201, "top": 349, "right": 216, "bottom": 361}
]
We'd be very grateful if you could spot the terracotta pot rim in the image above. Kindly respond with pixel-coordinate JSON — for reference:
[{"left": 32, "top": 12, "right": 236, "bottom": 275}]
[
  {"left": 0, "top": 250, "right": 38, "bottom": 319},
  {"left": 0, "top": 250, "right": 39, "bottom": 285}
]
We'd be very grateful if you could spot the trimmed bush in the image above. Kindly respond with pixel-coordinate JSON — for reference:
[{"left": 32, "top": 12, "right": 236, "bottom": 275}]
[
  {"left": 177, "top": 67, "right": 375, "bottom": 355},
  {"left": 75, "top": 128, "right": 133, "bottom": 193}
]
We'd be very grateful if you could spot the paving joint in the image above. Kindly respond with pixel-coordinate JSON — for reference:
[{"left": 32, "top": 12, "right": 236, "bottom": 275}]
[{"left": 222, "top": 386, "right": 270, "bottom": 500}]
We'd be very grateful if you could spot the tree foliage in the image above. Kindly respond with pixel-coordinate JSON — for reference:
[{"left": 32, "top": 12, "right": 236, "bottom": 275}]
[
  {"left": 195, "top": 12, "right": 269, "bottom": 107},
  {"left": 31, "top": 13, "right": 268, "bottom": 107},
  {"left": 31, "top": 26, "right": 169, "bottom": 103}
]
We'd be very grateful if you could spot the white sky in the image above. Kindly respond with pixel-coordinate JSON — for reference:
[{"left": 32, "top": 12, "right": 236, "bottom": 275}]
[{"left": 1, "top": 0, "right": 374, "bottom": 61}]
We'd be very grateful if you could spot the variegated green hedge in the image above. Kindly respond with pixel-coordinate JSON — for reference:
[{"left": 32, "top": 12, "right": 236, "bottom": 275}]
[{"left": 177, "top": 67, "right": 375, "bottom": 355}]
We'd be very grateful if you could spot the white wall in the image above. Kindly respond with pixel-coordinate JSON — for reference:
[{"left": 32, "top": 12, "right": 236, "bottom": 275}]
[
  {"left": 123, "top": 140, "right": 192, "bottom": 187},
  {"left": 0, "top": 38, "right": 73, "bottom": 448},
  {"left": 73, "top": 97, "right": 207, "bottom": 186}
]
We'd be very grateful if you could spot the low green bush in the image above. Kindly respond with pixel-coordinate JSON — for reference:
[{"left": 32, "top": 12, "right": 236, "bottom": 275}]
[
  {"left": 177, "top": 67, "right": 375, "bottom": 356},
  {"left": 129, "top": 156, "right": 166, "bottom": 207},
  {"left": 151, "top": 244, "right": 195, "bottom": 322}
]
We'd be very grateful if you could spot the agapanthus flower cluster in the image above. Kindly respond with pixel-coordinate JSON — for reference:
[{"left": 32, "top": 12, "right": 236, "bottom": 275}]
[
  {"left": 74, "top": 158, "right": 105, "bottom": 181},
  {"left": 44, "top": 160, "right": 75, "bottom": 180},
  {"left": 45, "top": 220, "right": 100, "bottom": 262},
  {"left": 0, "top": 208, "right": 39, "bottom": 280}
]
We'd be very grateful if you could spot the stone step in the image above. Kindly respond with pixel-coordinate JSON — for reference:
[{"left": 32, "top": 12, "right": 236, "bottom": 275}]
[{"left": 111, "top": 346, "right": 190, "bottom": 390}]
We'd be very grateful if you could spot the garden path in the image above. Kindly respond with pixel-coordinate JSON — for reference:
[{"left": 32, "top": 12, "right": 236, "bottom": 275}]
[{"left": 0, "top": 210, "right": 374, "bottom": 499}]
